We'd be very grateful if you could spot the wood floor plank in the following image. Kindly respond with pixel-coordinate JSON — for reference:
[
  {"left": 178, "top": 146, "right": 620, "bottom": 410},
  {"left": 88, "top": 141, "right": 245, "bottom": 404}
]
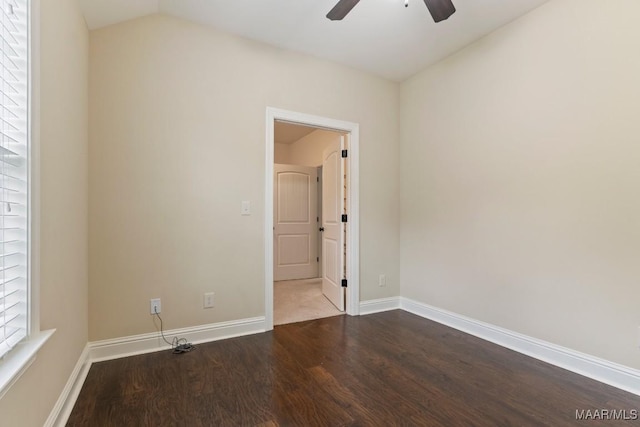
[
  {"left": 357, "top": 314, "right": 550, "bottom": 424},
  {"left": 68, "top": 311, "right": 640, "bottom": 426}
]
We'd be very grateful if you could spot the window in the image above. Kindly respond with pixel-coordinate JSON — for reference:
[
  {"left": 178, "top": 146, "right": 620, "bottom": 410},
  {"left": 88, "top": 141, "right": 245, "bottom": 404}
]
[{"left": 0, "top": 0, "right": 29, "bottom": 360}]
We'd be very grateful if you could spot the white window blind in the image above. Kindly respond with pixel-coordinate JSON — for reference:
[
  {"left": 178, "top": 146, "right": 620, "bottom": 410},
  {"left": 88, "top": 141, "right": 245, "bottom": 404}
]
[{"left": 0, "top": 0, "right": 28, "bottom": 360}]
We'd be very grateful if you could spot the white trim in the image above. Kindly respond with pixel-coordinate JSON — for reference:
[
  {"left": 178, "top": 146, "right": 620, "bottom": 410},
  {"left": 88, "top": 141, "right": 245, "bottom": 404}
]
[
  {"left": 29, "top": 0, "right": 42, "bottom": 337},
  {"left": 264, "top": 113, "right": 275, "bottom": 329},
  {"left": 89, "top": 317, "right": 266, "bottom": 362},
  {"left": 345, "top": 125, "right": 360, "bottom": 316},
  {"left": 0, "top": 0, "right": 52, "bottom": 402},
  {"left": 44, "top": 344, "right": 91, "bottom": 427},
  {"left": 265, "top": 107, "right": 360, "bottom": 331},
  {"left": 400, "top": 297, "right": 640, "bottom": 396},
  {"left": 1, "top": 0, "right": 42, "bottom": 382},
  {"left": 359, "top": 297, "right": 401, "bottom": 315},
  {"left": 0, "top": 329, "right": 54, "bottom": 399}
]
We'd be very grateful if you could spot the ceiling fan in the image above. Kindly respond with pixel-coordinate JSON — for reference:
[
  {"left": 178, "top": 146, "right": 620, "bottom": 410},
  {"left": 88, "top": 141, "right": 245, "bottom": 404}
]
[{"left": 327, "top": 0, "right": 456, "bottom": 22}]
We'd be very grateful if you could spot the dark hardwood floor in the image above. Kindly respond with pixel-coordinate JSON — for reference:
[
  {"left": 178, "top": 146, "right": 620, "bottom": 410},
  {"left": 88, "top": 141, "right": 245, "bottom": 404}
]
[{"left": 68, "top": 310, "right": 640, "bottom": 426}]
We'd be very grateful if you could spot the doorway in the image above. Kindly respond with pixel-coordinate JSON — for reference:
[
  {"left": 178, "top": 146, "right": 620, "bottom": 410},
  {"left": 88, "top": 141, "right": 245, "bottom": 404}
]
[
  {"left": 273, "top": 125, "right": 343, "bottom": 325},
  {"left": 265, "top": 108, "right": 360, "bottom": 330}
]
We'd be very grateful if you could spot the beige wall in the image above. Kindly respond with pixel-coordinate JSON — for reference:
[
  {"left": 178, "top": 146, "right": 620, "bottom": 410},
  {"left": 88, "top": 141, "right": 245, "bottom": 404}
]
[
  {"left": 288, "top": 129, "right": 342, "bottom": 167},
  {"left": 275, "top": 129, "right": 341, "bottom": 166},
  {"left": 89, "top": 14, "right": 400, "bottom": 340},
  {"left": 0, "top": 0, "right": 89, "bottom": 425},
  {"left": 400, "top": 0, "right": 640, "bottom": 369},
  {"left": 274, "top": 143, "right": 290, "bottom": 164},
  {"left": 7, "top": 0, "right": 640, "bottom": 422}
]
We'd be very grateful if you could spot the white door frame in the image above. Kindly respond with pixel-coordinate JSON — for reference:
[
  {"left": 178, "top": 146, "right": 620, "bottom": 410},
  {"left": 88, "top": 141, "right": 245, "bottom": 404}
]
[{"left": 265, "top": 107, "right": 360, "bottom": 330}]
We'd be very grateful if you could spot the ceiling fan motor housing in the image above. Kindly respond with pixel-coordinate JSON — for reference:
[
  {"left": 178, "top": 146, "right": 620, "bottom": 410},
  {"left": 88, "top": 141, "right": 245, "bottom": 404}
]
[{"left": 327, "top": 0, "right": 456, "bottom": 22}]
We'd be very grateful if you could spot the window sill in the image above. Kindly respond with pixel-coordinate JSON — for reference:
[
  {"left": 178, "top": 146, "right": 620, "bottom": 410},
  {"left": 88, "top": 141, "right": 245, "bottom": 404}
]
[{"left": 0, "top": 329, "right": 55, "bottom": 399}]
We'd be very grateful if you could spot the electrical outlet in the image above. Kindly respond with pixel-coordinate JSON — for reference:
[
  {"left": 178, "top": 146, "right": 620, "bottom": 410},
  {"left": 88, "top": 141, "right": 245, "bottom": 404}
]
[
  {"left": 150, "top": 298, "right": 161, "bottom": 315},
  {"left": 378, "top": 274, "right": 386, "bottom": 287},
  {"left": 204, "top": 292, "right": 214, "bottom": 309}
]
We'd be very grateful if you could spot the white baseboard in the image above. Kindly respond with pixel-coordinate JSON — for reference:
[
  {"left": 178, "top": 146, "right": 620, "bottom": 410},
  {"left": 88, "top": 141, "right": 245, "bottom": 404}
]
[
  {"left": 400, "top": 297, "right": 640, "bottom": 396},
  {"left": 47, "top": 302, "right": 640, "bottom": 426},
  {"left": 359, "top": 297, "right": 401, "bottom": 315},
  {"left": 89, "top": 316, "right": 266, "bottom": 362},
  {"left": 44, "top": 344, "right": 92, "bottom": 427}
]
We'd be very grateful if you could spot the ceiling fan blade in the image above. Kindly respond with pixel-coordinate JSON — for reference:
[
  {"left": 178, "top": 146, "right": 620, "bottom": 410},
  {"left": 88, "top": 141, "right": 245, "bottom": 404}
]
[
  {"left": 423, "top": 0, "right": 456, "bottom": 22},
  {"left": 326, "top": 0, "right": 361, "bottom": 21}
]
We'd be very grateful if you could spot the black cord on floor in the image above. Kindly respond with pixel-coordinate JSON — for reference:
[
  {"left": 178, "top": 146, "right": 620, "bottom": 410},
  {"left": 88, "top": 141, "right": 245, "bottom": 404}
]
[{"left": 153, "top": 308, "right": 196, "bottom": 354}]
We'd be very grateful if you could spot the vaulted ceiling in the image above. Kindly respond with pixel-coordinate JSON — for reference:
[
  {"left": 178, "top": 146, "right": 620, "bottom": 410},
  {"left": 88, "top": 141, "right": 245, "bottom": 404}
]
[
  {"left": 274, "top": 122, "right": 318, "bottom": 145},
  {"left": 79, "top": 0, "right": 549, "bottom": 81}
]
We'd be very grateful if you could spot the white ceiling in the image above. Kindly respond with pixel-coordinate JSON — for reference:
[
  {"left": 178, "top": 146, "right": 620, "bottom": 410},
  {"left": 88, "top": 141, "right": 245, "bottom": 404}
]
[{"left": 80, "top": 0, "right": 549, "bottom": 82}]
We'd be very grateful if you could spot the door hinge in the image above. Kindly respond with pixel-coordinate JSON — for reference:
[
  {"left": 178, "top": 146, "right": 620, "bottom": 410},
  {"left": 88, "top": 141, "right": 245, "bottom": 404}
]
[
  {"left": 341, "top": 149, "right": 348, "bottom": 158},
  {"left": 341, "top": 214, "right": 348, "bottom": 223},
  {"left": 341, "top": 279, "right": 348, "bottom": 287},
  {"left": 319, "top": 227, "right": 325, "bottom": 232},
  {"left": 317, "top": 176, "right": 319, "bottom": 182},
  {"left": 317, "top": 257, "right": 319, "bottom": 262}
]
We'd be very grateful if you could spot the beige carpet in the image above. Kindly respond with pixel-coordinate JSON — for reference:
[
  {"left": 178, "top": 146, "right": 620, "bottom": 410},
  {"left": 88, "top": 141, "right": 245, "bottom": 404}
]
[{"left": 274, "top": 278, "right": 343, "bottom": 325}]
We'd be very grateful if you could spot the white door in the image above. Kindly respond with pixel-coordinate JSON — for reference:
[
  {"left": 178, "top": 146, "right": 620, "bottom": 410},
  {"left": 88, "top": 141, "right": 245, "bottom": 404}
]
[
  {"left": 321, "top": 137, "right": 345, "bottom": 311},
  {"left": 274, "top": 164, "right": 319, "bottom": 281}
]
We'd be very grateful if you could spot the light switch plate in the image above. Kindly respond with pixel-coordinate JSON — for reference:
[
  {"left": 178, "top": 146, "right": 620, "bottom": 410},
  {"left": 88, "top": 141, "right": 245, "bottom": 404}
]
[{"left": 204, "top": 292, "right": 214, "bottom": 309}]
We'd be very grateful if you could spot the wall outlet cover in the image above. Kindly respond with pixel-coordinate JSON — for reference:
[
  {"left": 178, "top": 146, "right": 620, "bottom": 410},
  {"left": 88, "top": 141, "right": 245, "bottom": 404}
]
[
  {"left": 379, "top": 274, "right": 386, "bottom": 287},
  {"left": 150, "top": 298, "right": 161, "bottom": 315},
  {"left": 241, "top": 201, "right": 251, "bottom": 215}
]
